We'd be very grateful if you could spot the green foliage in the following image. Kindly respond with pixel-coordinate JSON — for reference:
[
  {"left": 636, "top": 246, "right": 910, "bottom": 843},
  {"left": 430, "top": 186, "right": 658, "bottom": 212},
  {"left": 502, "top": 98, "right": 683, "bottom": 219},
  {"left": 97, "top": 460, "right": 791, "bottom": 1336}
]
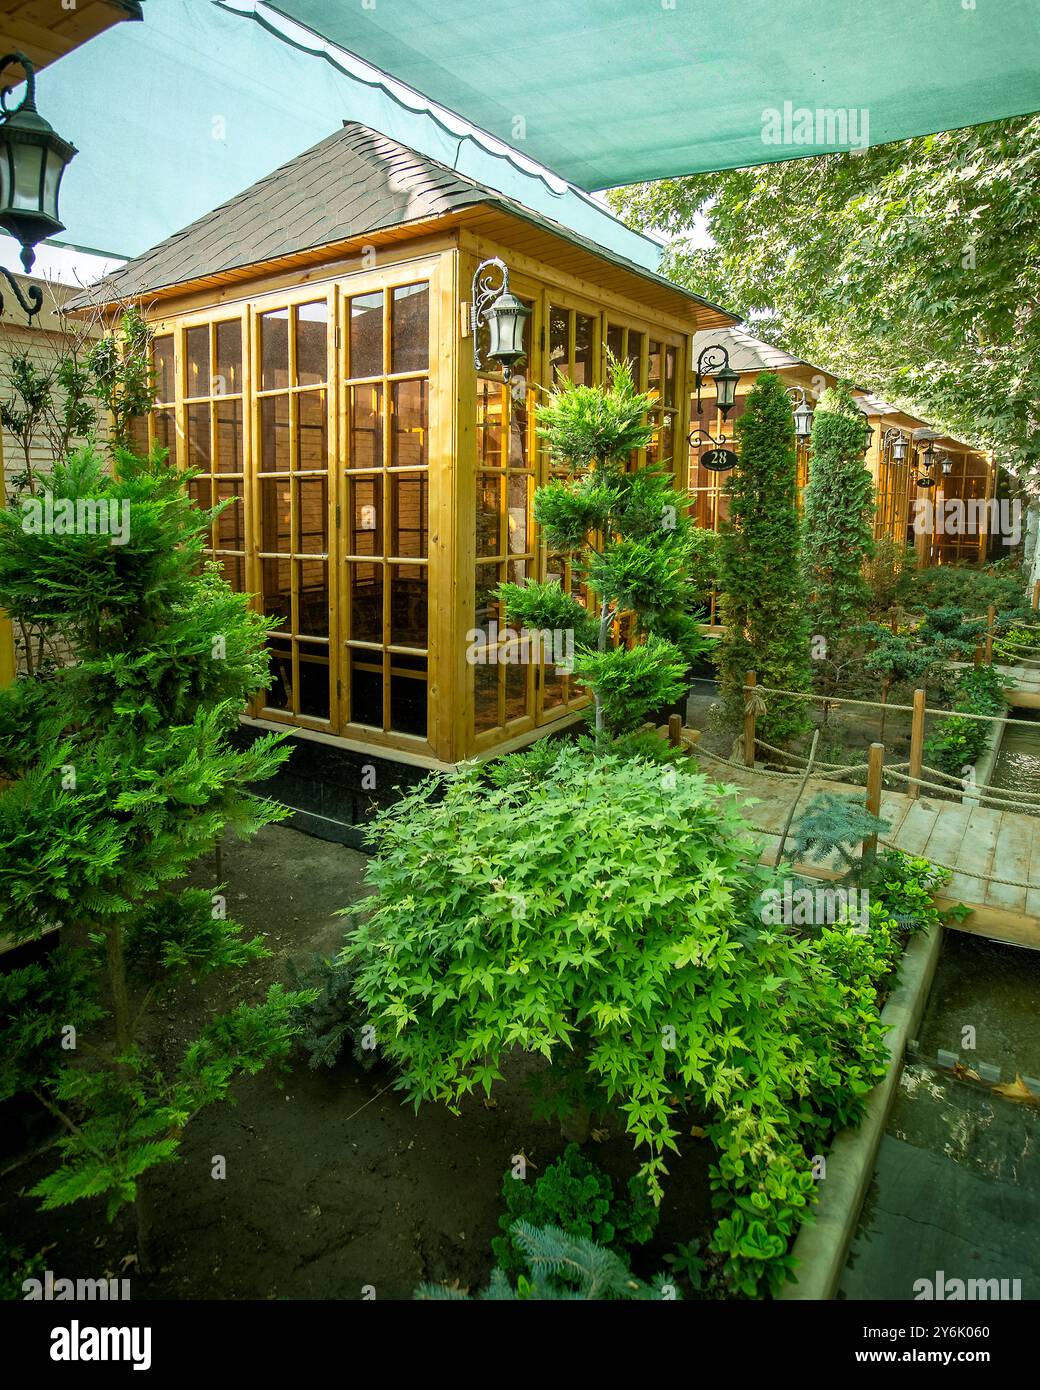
[
  {"left": 0, "top": 1237, "right": 44, "bottom": 1301},
  {"left": 535, "top": 352, "right": 656, "bottom": 468},
  {"left": 923, "top": 661, "right": 1011, "bottom": 775},
  {"left": 341, "top": 739, "right": 905, "bottom": 1296},
  {"left": 497, "top": 352, "right": 707, "bottom": 734},
  {"left": 573, "top": 633, "right": 689, "bottom": 734},
  {"left": 416, "top": 1221, "right": 677, "bottom": 1301},
  {"left": 913, "top": 564, "right": 1027, "bottom": 619},
  {"left": 864, "top": 535, "right": 917, "bottom": 617},
  {"left": 84, "top": 307, "right": 157, "bottom": 448},
  {"left": 492, "top": 1144, "right": 657, "bottom": 1279},
  {"left": 609, "top": 116, "right": 1040, "bottom": 478},
  {"left": 801, "top": 386, "right": 875, "bottom": 693},
  {"left": 0, "top": 394, "right": 308, "bottom": 1249},
  {"left": 864, "top": 851, "right": 950, "bottom": 938},
  {"left": 783, "top": 794, "right": 891, "bottom": 878},
  {"left": 286, "top": 954, "right": 379, "bottom": 1072},
  {"left": 917, "top": 605, "right": 985, "bottom": 656},
  {"left": 717, "top": 373, "right": 812, "bottom": 745}
]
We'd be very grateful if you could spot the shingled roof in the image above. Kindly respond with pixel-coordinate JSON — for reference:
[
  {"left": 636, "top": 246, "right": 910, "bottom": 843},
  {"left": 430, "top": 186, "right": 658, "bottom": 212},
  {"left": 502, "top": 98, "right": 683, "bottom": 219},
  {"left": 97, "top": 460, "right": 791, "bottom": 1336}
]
[{"left": 68, "top": 121, "right": 733, "bottom": 321}]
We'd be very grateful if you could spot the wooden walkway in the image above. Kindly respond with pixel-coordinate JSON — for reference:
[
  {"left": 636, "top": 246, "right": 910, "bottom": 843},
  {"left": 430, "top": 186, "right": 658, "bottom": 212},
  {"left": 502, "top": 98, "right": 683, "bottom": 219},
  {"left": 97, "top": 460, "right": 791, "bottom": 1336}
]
[{"left": 689, "top": 756, "right": 1040, "bottom": 949}]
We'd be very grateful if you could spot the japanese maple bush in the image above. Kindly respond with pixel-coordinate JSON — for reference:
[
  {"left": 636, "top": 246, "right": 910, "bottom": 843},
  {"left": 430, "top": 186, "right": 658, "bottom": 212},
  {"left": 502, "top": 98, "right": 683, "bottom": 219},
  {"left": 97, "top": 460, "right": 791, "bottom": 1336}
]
[{"left": 341, "top": 741, "right": 893, "bottom": 1295}]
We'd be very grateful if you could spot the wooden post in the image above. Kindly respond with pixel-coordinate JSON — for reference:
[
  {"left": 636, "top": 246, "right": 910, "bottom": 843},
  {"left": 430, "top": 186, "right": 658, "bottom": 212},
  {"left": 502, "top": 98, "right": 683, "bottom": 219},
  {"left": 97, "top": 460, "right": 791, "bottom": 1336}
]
[
  {"left": 863, "top": 741, "right": 885, "bottom": 866},
  {"left": 1032, "top": 580, "right": 1040, "bottom": 612},
  {"left": 668, "top": 713, "right": 682, "bottom": 748},
  {"left": 908, "top": 688, "right": 926, "bottom": 801},
  {"left": 743, "top": 670, "right": 757, "bottom": 769},
  {"left": 985, "top": 603, "right": 995, "bottom": 665}
]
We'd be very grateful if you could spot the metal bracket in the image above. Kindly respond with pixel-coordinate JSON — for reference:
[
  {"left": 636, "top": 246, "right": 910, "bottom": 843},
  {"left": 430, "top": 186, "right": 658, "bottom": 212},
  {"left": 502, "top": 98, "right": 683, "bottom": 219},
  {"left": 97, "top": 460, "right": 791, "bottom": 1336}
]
[
  {"left": 471, "top": 257, "right": 508, "bottom": 372},
  {"left": 0, "top": 266, "right": 43, "bottom": 323}
]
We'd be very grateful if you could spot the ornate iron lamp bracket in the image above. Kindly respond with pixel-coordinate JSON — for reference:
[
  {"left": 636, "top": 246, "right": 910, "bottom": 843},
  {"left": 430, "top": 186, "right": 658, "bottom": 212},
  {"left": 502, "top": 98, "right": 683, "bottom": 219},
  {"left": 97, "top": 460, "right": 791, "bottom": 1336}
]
[{"left": 471, "top": 256, "right": 509, "bottom": 373}]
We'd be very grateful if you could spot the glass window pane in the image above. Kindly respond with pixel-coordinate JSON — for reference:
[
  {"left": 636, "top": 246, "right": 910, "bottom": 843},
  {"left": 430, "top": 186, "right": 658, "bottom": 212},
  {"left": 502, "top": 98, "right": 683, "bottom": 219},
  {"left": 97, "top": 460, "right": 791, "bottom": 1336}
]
[
  {"left": 648, "top": 340, "right": 662, "bottom": 395},
  {"left": 260, "top": 309, "right": 290, "bottom": 391},
  {"left": 505, "top": 661, "right": 528, "bottom": 723},
  {"left": 188, "top": 476, "right": 213, "bottom": 512},
  {"left": 350, "top": 562, "right": 383, "bottom": 643},
  {"left": 390, "top": 654, "right": 427, "bottom": 736},
  {"left": 295, "top": 302, "right": 327, "bottom": 386},
  {"left": 215, "top": 482, "right": 245, "bottom": 550},
  {"left": 298, "top": 389, "right": 328, "bottom": 471},
  {"left": 349, "top": 292, "right": 383, "bottom": 379},
  {"left": 260, "top": 394, "right": 290, "bottom": 471},
  {"left": 475, "top": 661, "right": 498, "bottom": 733},
  {"left": 477, "top": 473, "right": 502, "bottom": 558},
  {"left": 296, "top": 476, "right": 328, "bottom": 554},
  {"left": 606, "top": 323, "right": 624, "bottom": 379},
  {"left": 153, "top": 336, "right": 175, "bottom": 404},
  {"left": 297, "top": 642, "right": 330, "bottom": 719},
  {"left": 476, "top": 380, "right": 504, "bottom": 468},
  {"left": 349, "top": 651, "right": 382, "bottom": 728},
  {"left": 391, "top": 379, "right": 427, "bottom": 467},
  {"left": 574, "top": 313, "right": 594, "bottom": 385},
  {"left": 187, "top": 402, "right": 211, "bottom": 471},
  {"left": 350, "top": 384, "right": 383, "bottom": 469},
  {"left": 297, "top": 561, "right": 329, "bottom": 637},
  {"left": 216, "top": 397, "right": 243, "bottom": 474},
  {"left": 627, "top": 330, "right": 644, "bottom": 384},
  {"left": 350, "top": 475, "right": 382, "bottom": 557},
  {"left": 154, "top": 408, "right": 176, "bottom": 459},
  {"left": 215, "top": 320, "right": 242, "bottom": 396},
  {"left": 390, "top": 564, "right": 427, "bottom": 648},
  {"left": 475, "top": 562, "right": 500, "bottom": 635},
  {"left": 262, "top": 557, "right": 292, "bottom": 626},
  {"left": 508, "top": 472, "right": 529, "bottom": 554},
  {"left": 186, "top": 326, "right": 210, "bottom": 399},
  {"left": 664, "top": 346, "right": 677, "bottom": 407},
  {"left": 549, "top": 305, "right": 569, "bottom": 378},
  {"left": 264, "top": 638, "right": 293, "bottom": 711},
  {"left": 260, "top": 477, "right": 291, "bottom": 553},
  {"left": 390, "top": 472, "right": 428, "bottom": 558},
  {"left": 391, "top": 283, "right": 429, "bottom": 374}
]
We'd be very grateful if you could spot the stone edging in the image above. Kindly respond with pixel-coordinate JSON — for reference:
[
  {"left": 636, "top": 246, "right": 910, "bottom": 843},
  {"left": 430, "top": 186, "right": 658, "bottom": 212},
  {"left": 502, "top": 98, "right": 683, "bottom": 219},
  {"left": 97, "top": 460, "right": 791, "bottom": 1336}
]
[{"left": 776, "top": 920, "right": 944, "bottom": 1301}]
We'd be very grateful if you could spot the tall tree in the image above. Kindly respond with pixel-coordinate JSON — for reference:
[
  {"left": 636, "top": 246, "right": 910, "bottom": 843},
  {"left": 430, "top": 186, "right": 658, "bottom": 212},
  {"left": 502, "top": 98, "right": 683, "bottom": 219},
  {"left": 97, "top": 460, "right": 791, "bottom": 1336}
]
[
  {"left": 609, "top": 115, "right": 1040, "bottom": 481},
  {"left": 801, "top": 386, "right": 876, "bottom": 696},
  {"left": 717, "top": 373, "right": 811, "bottom": 746}
]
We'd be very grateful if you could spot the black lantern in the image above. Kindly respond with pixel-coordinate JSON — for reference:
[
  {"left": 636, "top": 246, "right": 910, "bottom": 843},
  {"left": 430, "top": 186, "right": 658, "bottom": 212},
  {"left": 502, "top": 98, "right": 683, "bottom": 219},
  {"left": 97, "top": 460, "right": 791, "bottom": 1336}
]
[
  {"left": 0, "top": 52, "right": 76, "bottom": 322},
  {"left": 916, "top": 442, "right": 936, "bottom": 487},
  {"left": 695, "top": 343, "right": 740, "bottom": 421},
  {"left": 0, "top": 53, "right": 76, "bottom": 271},
  {"left": 883, "top": 427, "right": 908, "bottom": 462},
  {"left": 471, "top": 257, "right": 529, "bottom": 382},
  {"left": 940, "top": 454, "right": 953, "bottom": 475},
  {"left": 859, "top": 414, "right": 875, "bottom": 453},
  {"left": 788, "top": 386, "right": 814, "bottom": 439}
]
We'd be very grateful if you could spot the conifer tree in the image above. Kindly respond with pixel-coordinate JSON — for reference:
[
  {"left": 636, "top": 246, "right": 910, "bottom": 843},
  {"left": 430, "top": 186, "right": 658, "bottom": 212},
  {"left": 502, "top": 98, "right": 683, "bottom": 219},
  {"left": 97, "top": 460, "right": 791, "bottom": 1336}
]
[
  {"left": 495, "top": 352, "right": 706, "bottom": 735},
  {"left": 717, "top": 372, "right": 811, "bottom": 745},
  {"left": 0, "top": 317, "right": 310, "bottom": 1268},
  {"left": 801, "top": 385, "right": 876, "bottom": 696}
]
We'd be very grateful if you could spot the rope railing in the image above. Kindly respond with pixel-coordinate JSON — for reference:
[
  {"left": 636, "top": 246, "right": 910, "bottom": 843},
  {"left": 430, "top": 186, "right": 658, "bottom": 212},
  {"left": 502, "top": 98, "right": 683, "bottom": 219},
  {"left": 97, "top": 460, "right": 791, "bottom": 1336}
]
[{"left": 678, "top": 731, "right": 1040, "bottom": 890}]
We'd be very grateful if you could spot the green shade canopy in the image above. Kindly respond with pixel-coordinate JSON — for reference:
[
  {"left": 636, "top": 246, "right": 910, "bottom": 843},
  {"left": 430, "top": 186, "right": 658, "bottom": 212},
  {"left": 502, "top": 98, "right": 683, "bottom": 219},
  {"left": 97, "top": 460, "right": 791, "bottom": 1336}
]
[{"left": 271, "top": 0, "right": 1040, "bottom": 189}]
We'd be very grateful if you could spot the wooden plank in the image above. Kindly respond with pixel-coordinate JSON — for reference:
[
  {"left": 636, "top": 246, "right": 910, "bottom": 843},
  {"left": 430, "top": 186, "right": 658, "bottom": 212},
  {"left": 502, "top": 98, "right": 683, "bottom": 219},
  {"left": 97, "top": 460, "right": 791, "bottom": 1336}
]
[
  {"left": 892, "top": 797, "right": 941, "bottom": 856},
  {"left": 985, "top": 809, "right": 1031, "bottom": 915},
  {"left": 948, "top": 803, "right": 1001, "bottom": 905}
]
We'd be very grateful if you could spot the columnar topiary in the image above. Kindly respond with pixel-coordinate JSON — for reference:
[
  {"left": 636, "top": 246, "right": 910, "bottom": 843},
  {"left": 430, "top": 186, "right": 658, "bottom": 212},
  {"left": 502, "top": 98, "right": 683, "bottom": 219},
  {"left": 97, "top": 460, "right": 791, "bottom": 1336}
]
[
  {"left": 801, "top": 385, "right": 876, "bottom": 694},
  {"left": 495, "top": 352, "right": 707, "bottom": 735},
  {"left": 717, "top": 372, "right": 811, "bottom": 745}
]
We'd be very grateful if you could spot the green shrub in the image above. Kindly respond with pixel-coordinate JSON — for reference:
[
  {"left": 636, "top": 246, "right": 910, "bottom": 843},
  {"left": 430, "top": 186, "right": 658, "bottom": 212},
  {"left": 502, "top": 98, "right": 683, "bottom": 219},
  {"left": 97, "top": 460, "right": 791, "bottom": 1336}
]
[
  {"left": 416, "top": 1222, "right": 677, "bottom": 1301},
  {"left": 492, "top": 1144, "right": 657, "bottom": 1280},
  {"left": 287, "top": 955, "right": 379, "bottom": 1072},
  {"left": 340, "top": 740, "right": 898, "bottom": 1297}
]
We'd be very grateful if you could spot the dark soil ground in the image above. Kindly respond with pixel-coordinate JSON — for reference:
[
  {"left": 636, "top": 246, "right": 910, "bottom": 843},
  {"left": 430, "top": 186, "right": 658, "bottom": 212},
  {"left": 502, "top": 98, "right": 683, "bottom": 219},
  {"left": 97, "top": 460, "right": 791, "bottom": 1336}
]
[{"left": 0, "top": 824, "right": 713, "bottom": 1301}]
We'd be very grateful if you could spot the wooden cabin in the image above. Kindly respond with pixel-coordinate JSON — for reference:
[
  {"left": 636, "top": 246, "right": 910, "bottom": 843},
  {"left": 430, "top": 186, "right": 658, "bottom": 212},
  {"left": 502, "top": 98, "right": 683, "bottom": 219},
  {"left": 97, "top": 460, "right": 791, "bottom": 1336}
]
[
  {"left": 69, "top": 123, "right": 735, "bottom": 771},
  {"left": 689, "top": 328, "right": 996, "bottom": 579}
]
